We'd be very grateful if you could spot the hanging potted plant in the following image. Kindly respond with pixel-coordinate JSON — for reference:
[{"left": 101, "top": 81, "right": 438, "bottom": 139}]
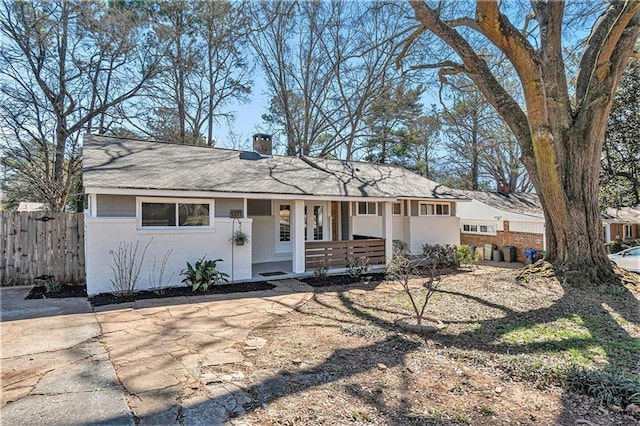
[{"left": 232, "top": 229, "right": 249, "bottom": 246}]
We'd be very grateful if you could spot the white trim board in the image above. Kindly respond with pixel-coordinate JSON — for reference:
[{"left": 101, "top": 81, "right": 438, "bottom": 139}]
[{"left": 85, "top": 186, "right": 466, "bottom": 203}]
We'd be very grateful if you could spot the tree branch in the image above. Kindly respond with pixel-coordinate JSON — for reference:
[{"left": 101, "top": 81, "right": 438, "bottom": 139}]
[
  {"left": 475, "top": 0, "right": 547, "bottom": 125},
  {"left": 395, "top": 24, "right": 427, "bottom": 69},
  {"left": 407, "top": 60, "right": 463, "bottom": 71},
  {"left": 532, "top": 1, "right": 572, "bottom": 126},
  {"left": 444, "top": 16, "right": 479, "bottom": 31},
  {"left": 405, "top": 1, "right": 531, "bottom": 152},
  {"left": 577, "top": 2, "right": 640, "bottom": 102}
]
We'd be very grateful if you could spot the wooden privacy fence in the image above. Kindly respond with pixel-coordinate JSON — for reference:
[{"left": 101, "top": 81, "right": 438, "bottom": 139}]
[
  {"left": 305, "top": 239, "right": 386, "bottom": 269},
  {"left": 0, "top": 212, "right": 85, "bottom": 285}
]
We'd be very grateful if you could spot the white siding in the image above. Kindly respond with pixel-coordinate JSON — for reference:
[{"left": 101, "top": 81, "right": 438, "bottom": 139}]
[
  {"left": 457, "top": 199, "right": 543, "bottom": 223},
  {"left": 509, "top": 221, "right": 545, "bottom": 234},
  {"left": 251, "top": 215, "right": 284, "bottom": 263},
  {"left": 407, "top": 216, "right": 460, "bottom": 253},
  {"left": 352, "top": 216, "right": 382, "bottom": 238},
  {"left": 85, "top": 217, "right": 252, "bottom": 295},
  {"left": 392, "top": 216, "right": 405, "bottom": 241},
  {"left": 215, "top": 198, "right": 244, "bottom": 218},
  {"left": 460, "top": 218, "right": 501, "bottom": 234}
]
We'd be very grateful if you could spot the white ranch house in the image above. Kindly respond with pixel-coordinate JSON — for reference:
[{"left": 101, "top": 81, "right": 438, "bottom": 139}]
[{"left": 83, "top": 134, "right": 467, "bottom": 295}]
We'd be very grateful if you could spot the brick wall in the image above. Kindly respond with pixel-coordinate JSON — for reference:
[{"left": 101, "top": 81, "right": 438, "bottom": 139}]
[
  {"left": 611, "top": 223, "right": 624, "bottom": 240},
  {"left": 460, "top": 220, "right": 544, "bottom": 262},
  {"left": 609, "top": 223, "right": 639, "bottom": 240}
]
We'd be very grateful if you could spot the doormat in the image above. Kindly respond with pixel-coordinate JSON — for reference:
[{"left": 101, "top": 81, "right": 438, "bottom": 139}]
[{"left": 259, "top": 271, "right": 287, "bottom": 277}]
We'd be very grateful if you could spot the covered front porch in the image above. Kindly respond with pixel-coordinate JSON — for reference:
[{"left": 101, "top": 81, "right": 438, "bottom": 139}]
[
  {"left": 251, "top": 238, "right": 387, "bottom": 279},
  {"left": 250, "top": 199, "right": 394, "bottom": 278}
]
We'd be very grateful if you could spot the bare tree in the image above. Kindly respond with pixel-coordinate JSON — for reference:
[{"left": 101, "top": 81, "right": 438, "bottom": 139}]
[
  {"left": 196, "top": 0, "right": 253, "bottom": 146},
  {"left": 481, "top": 126, "right": 533, "bottom": 193},
  {"left": 0, "top": 0, "right": 158, "bottom": 210},
  {"left": 319, "top": 2, "right": 411, "bottom": 160},
  {"left": 144, "top": 0, "right": 198, "bottom": 143},
  {"left": 141, "top": 0, "right": 252, "bottom": 145},
  {"left": 399, "top": 1, "right": 640, "bottom": 284},
  {"left": 440, "top": 78, "right": 530, "bottom": 192},
  {"left": 248, "top": 0, "right": 337, "bottom": 156},
  {"left": 402, "top": 113, "right": 442, "bottom": 179},
  {"left": 249, "top": 1, "right": 416, "bottom": 158}
]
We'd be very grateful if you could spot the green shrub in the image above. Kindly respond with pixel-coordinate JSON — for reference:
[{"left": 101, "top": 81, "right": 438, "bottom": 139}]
[
  {"left": 181, "top": 257, "right": 228, "bottom": 292},
  {"left": 232, "top": 229, "right": 249, "bottom": 246},
  {"left": 456, "top": 245, "right": 477, "bottom": 267},
  {"left": 347, "top": 256, "right": 371, "bottom": 279},
  {"left": 392, "top": 239, "right": 409, "bottom": 256},
  {"left": 567, "top": 367, "right": 640, "bottom": 407},
  {"left": 422, "top": 244, "right": 458, "bottom": 267},
  {"left": 607, "top": 238, "right": 640, "bottom": 254},
  {"left": 44, "top": 279, "right": 63, "bottom": 293}
]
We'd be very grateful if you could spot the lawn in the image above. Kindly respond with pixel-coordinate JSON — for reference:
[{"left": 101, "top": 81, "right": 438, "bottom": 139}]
[{"left": 206, "top": 265, "right": 640, "bottom": 425}]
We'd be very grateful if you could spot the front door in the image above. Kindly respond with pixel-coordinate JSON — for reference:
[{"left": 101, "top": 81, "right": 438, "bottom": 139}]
[
  {"left": 331, "top": 201, "right": 339, "bottom": 241},
  {"left": 305, "top": 202, "right": 329, "bottom": 241}
]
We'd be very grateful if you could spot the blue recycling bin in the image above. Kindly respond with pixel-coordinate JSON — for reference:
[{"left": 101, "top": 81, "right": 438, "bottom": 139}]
[{"left": 524, "top": 248, "right": 538, "bottom": 264}]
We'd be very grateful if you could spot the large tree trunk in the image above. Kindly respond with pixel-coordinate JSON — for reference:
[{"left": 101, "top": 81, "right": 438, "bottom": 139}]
[
  {"left": 525, "top": 128, "right": 613, "bottom": 283},
  {"left": 404, "top": 0, "right": 640, "bottom": 285}
]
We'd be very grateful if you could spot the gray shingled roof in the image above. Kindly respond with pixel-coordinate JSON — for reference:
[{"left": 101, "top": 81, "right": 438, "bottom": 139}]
[
  {"left": 461, "top": 190, "right": 640, "bottom": 223},
  {"left": 82, "top": 134, "right": 463, "bottom": 200},
  {"left": 459, "top": 190, "right": 543, "bottom": 218},
  {"left": 603, "top": 206, "right": 640, "bottom": 223}
]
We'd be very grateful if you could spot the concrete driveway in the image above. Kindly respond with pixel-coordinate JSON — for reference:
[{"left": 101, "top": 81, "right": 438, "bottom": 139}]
[
  {"left": 0, "top": 286, "right": 132, "bottom": 425},
  {"left": 1, "top": 279, "right": 313, "bottom": 425}
]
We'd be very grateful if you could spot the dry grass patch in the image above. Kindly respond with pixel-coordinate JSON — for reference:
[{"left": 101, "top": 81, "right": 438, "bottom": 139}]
[{"left": 206, "top": 266, "right": 640, "bottom": 425}]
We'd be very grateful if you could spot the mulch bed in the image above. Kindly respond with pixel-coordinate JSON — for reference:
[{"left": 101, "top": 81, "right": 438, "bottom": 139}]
[
  {"left": 89, "top": 281, "right": 276, "bottom": 307},
  {"left": 301, "top": 268, "right": 462, "bottom": 288},
  {"left": 25, "top": 280, "right": 277, "bottom": 307},
  {"left": 301, "top": 272, "right": 387, "bottom": 287},
  {"left": 26, "top": 284, "right": 87, "bottom": 299}
]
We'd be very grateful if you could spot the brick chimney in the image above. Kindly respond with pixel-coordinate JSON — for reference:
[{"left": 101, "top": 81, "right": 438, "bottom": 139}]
[
  {"left": 252, "top": 133, "right": 272, "bottom": 156},
  {"left": 497, "top": 183, "right": 509, "bottom": 194}
]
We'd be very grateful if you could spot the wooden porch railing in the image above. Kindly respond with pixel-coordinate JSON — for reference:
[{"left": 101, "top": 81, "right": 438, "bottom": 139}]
[{"left": 305, "top": 239, "right": 386, "bottom": 269}]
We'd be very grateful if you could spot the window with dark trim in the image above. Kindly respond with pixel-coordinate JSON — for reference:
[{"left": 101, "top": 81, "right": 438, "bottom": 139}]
[
  {"left": 357, "top": 201, "right": 377, "bottom": 215},
  {"left": 141, "top": 201, "right": 210, "bottom": 227},
  {"left": 462, "top": 223, "right": 496, "bottom": 234},
  {"left": 419, "top": 202, "right": 450, "bottom": 216}
]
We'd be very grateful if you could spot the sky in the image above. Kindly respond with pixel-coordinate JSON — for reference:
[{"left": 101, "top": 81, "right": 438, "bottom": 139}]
[{"left": 216, "top": 74, "right": 269, "bottom": 150}]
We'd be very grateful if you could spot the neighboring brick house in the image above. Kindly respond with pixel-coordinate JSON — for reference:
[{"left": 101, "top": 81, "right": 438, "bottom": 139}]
[
  {"left": 456, "top": 190, "right": 545, "bottom": 262},
  {"left": 602, "top": 206, "right": 640, "bottom": 243}
]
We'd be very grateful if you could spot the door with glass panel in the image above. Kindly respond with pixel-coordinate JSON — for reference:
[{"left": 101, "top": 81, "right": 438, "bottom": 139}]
[
  {"left": 305, "top": 202, "right": 328, "bottom": 241},
  {"left": 277, "top": 202, "right": 328, "bottom": 249},
  {"left": 276, "top": 203, "right": 292, "bottom": 254}
]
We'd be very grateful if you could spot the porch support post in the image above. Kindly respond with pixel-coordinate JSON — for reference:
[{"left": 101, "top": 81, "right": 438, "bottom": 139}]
[
  {"left": 89, "top": 193, "right": 97, "bottom": 218},
  {"left": 604, "top": 223, "right": 611, "bottom": 244},
  {"left": 292, "top": 199, "right": 306, "bottom": 273},
  {"left": 382, "top": 201, "right": 393, "bottom": 265}
]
